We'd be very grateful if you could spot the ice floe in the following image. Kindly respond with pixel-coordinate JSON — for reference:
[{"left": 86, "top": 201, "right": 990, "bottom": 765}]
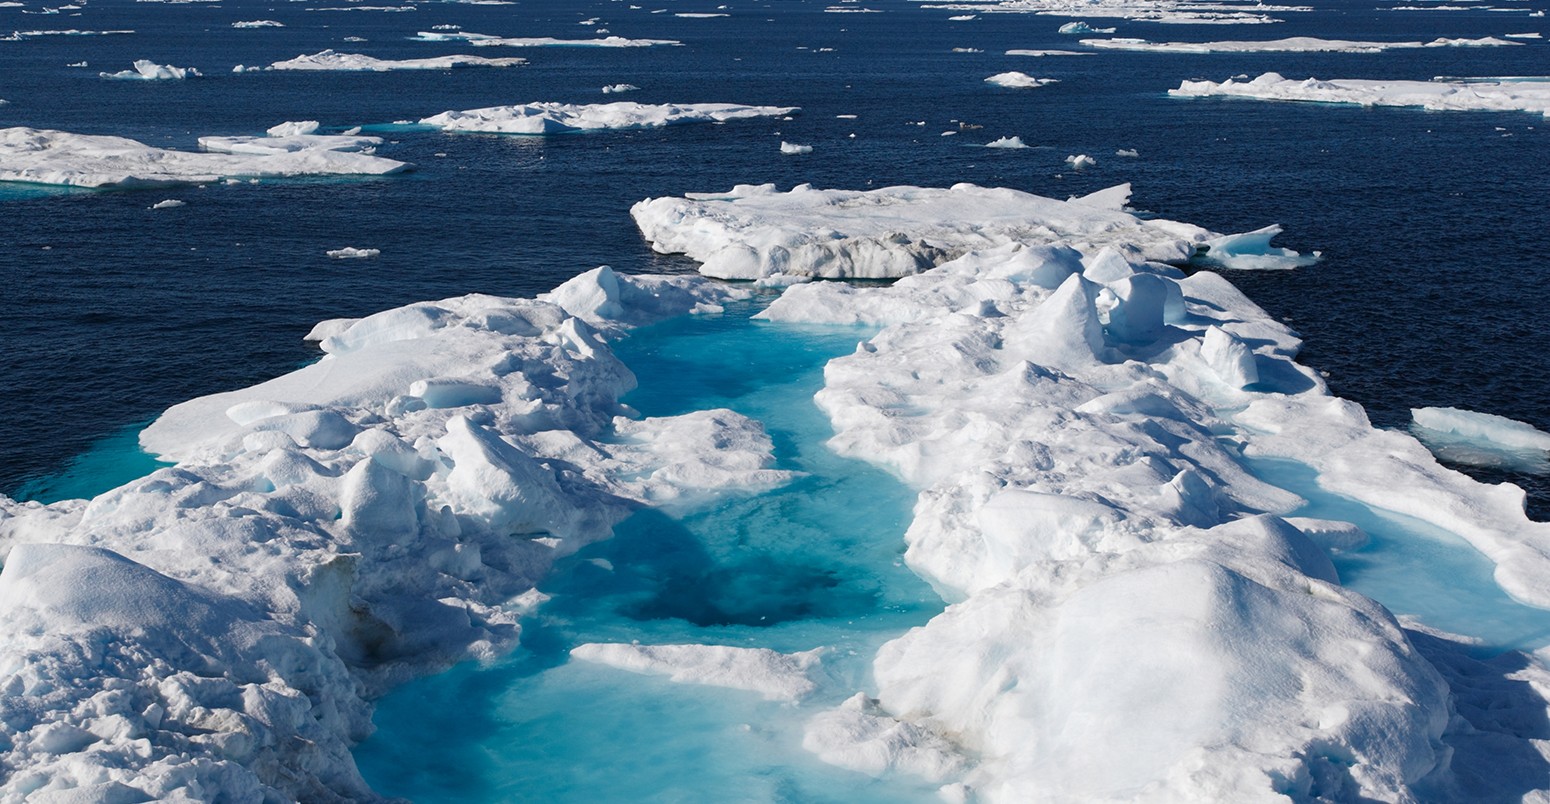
[
  {"left": 1412, "top": 406, "right": 1550, "bottom": 473},
  {"left": 780, "top": 141, "right": 814, "bottom": 154},
  {"left": 601, "top": 83, "right": 640, "bottom": 93},
  {"left": 1058, "top": 20, "right": 1115, "bottom": 32},
  {"left": 0, "top": 268, "right": 781, "bottom": 799},
  {"left": 99, "top": 60, "right": 199, "bottom": 80},
  {"left": 570, "top": 643, "right": 826, "bottom": 701},
  {"left": 1005, "top": 48, "right": 1093, "bottom": 56},
  {"left": 1199, "top": 224, "right": 1320, "bottom": 270},
  {"left": 414, "top": 30, "right": 680, "bottom": 47},
  {"left": 1064, "top": 153, "right": 1096, "bottom": 169},
  {"left": 327, "top": 247, "right": 380, "bottom": 259},
  {"left": 0, "top": 127, "right": 409, "bottom": 188},
  {"left": 198, "top": 123, "right": 383, "bottom": 156},
  {"left": 231, "top": 19, "right": 284, "bottom": 27},
  {"left": 1084, "top": 34, "right": 1521, "bottom": 52},
  {"left": 262, "top": 49, "right": 526, "bottom": 71},
  {"left": 419, "top": 102, "right": 797, "bottom": 134},
  {"left": 984, "top": 71, "right": 1057, "bottom": 88},
  {"left": 149, "top": 198, "right": 184, "bottom": 209},
  {"left": 0, "top": 28, "right": 133, "bottom": 39},
  {"left": 984, "top": 135, "right": 1029, "bottom": 148},
  {"left": 1173, "top": 72, "right": 1550, "bottom": 117},
  {"left": 920, "top": 0, "right": 1310, "bottom": 24}
]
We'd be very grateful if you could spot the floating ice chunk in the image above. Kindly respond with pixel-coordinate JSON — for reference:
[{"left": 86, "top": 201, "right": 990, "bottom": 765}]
[
  {"left": 420, "top": 101, "right": 796, "bottom": 134},
  {"left": 463, "top": 34, "right": 681, "bottom": 47},
  {"left": 780, "top": 141, "right": 813, "bottom": 154},
  {"left": 675, "top": 11, "right": 729, "bottom": 17},
  {"left": 268, "top": 120, "right": 320, "bottom": 137},
  {"left": 1410, "top": 407, "right": 1550, "bottom": 472},
  {"left": 231, "top": 19, "right": 284, "bottom": 27},
  {"left": 984, "top": 71, "right": 1057, "bottom": 89},
  {"left": 148, "top": 199, "right": 184, "bottom": 210},
  {"left": 1005, "top": 48, "right": 1093, "bottom": 56},
  {"left": 327, "top": 247, "right": 379, "bottom": 259},
  {"left": 1064, "top": 153, "right": 1096, "bottom": 169},
  {"left": 1505, "top": 32, "right": 1542, "bottom": 38},
  {"left": 266, "top": 50, "right": 526, "bottom": 71},
  {"left": 984, "top": 135, "right": 1029, "bottom": 148},
  {"left": 1200, "top": 224, "right": 1319, "bottom": 270},
  {"left": 948, "top": 13, "right": 977, "bottom": 19},
  {"left": 0, "top": 127, "right": 410, "bottom": 188},
  {"left": 99, "top": 60, "right": 200, "bottom": 80},
  {"left": 803, "top": 693, "right": 969, "bottom": 781},
  {"left": 1116, "top": 147, "right": 1139, "bottom": 156},
  {"left": 601, "top": 83, "right": 640, "bottom": 93},
  {"left": 1058, "top": 20, "right": 1116, "bottom": 33},
  {"left": 1085, "top": 35, "right": 1520, "bottom": 52},
  {"left": 570, "top": 643, "right": 825, "bottom": 701},
  {"left": 200, "top": 132, "right": 382, "bottom": 156},
  {"left": 1173, "top": 72, "right": 1550, "bottom": 118}
]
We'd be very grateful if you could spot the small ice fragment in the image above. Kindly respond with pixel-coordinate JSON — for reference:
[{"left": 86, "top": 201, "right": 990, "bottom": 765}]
[
  {"left": 985, "top": 135, "right": 1028, "bottom": 148},
  {"left": 100, "top": 60, "right": 200, "bottom": 80},
  {"left": 1116, "top": 147, "right": 1140, "bottom": 157},
  {"left": 150, "top": 199, "right": 185, "bottom": 209},
  {"left": 1058, "top": 21, "right": 1116, "bottom": 34},
  {"left": 601, "top": 83, "right": 640, "bottom": 93},
  {"left": 1065, "top": 153, "right": 1096, "bottom": 169},
  {"left": 327, "top": 247, "right": 380, "bottom": 259},
  {"left": 985, "top": 71, "right": 1057, "bottom": 88},
  {"left": 780, "top": 141, "right": 813, "bottom": 154}
]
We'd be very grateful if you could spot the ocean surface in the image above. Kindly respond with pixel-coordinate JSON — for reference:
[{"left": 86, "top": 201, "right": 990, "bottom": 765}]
[{"left": 3, "top": 0, "right": 1548, "bottom": 796}]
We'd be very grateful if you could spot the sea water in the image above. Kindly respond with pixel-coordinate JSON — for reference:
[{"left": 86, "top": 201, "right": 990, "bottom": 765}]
[{"left": 354, "top": 299, "right": 944, "bottom": 801}]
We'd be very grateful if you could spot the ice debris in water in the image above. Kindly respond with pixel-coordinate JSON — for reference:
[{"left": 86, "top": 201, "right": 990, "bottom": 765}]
[
  {"left": 99, "top": 60, "right": 200, "bottom": 80},
  {"left": 1412, "top": 406, "right": 1550, "bottom": 473},
  {"left": 199, "top": 121, "right": 384, "bottom": 157},
  {"left": 1058, "top": 20, "right": 1116, "bottom": 33},
  {"left": 327, "top": 247, "right": 380, "bottom": 259},
  {"left": 984, "top": 71, "right": 1058, "bottom": 88},
  {"left": 570, "top": 643, "right": 826, "bottom": 701},
  {"left": 1200, "top": 224, "right": 1321, "bottom": 270},
  {"left": 601, "top": 83, "right": 640, "bottom": 93},
  {"left": 1173, "top": 72, "right": 1550, "bottom": 117},
  {"left": 780, "top": 141, "right": 814, "bottom": 154},
  {"left": 985, "top": 135, "right": 1029, "bottom": 148},
  {"left": 0, "top": 267, "right": 781, "bottom": 798},
  {"left": 420, "top": 101, "right": 797, "bottom": 134},
  {"left": 1116, "top": 147, "right": 1139, "bottom": 156},
  {"left": 149, "top": 199, "right": 184, "bottom": 209},
  {"left": 263, "top": 50, "right": 527, "bottom": 71},
  {"left": 413, "top": 30, "right": 681, "bottom": 47},
  {"left": 1086, "top": 35, "right": 1521, "bottom": 52},
  {"left": 934, "top": 0, "right": 1309, "bottom": 24},
  {"left": 0, "top": 127, "right": 410, "bottom": 188},
  {"left": 231, "top": 19, "right": 284, "bottom": 27},
  {"left": 1064, "top": 153, "right": 1096, "bottom": 169}
]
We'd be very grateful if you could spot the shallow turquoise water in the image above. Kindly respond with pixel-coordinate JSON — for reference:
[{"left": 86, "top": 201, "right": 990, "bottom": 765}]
[
  {"left": 7, "top": 421, "right": 169, "bottom": 504},
  {"left": 354, "top": 300, "right": 947, "bottom": 802}
]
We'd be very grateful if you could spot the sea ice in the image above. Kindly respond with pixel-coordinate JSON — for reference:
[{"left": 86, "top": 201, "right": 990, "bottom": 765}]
[
  {"left": 570, "top": 643, "right": 826, "bottom": 701},
  {"left": 231, "top": 19, "right": 284, "bottom": 27},
  {"left": 1083, "top": 34, "right": 1520, "bottom": 52},
  {"left": 149, "top": 199, "right": 184, "bottom": 209},
  {"left": 99, "top": 60, "right": 200, "bottom": 80},
  {"left": 1064, "top": 153, "right": 1095, "bottom": 169},
  {"left": 1173, "top": 72, "right": 1550, "bottom": 117},
  {"left": 927, "top": 0, "right": 1306, "bottom": 24},
  {"left": 0, "top": 127, "right": 410, "bottom": 188},
  {"left": 1412, "top": 406, "right": 1550, "bottom": 472},
  {"left": 198, "top": 127, "right": 384, "bottom": 157},
  {"left": 1199, "top": 224, "right": 1321, "bottom": 270},
  {"left": 451, "top": 33, "right": 681, "bottom": 47},
  {"left": 1005, "top": 48, "right": 1093, "bottom": 56},
  {"left": 780, "top": 141, "right": 814, "bottom": 154},
  {"left": 984, "top": 71, "right": 1057, "bottom": 88},
  {"left": 602, "top": 83, "right": 640, "bottom": 93},
  {"left": 984, "top": 135, "right": 1029, "bottom": 148},
  {"left": 265, "top": 50, "right": 526, "bottom": 71},
  {"left": 419, "top": 102, "right": 797, "bottom": 134},
  {"left": 327, "top": 247, "right": 380, "bottom": 259},
  {"left": 1058, "top": 20, "right": 1116, "bottom": 33}
]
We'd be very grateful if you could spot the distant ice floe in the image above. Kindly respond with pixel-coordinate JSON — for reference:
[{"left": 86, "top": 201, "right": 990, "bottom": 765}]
[
  {"left": 984, "top": 71, "right": 1058, "bottom": 88},
  {"left": 602, "top": 83, "right": 640, "bottom": 93},
  {"left": 919, "top": 0, "right": 1311, "bottom": 24},
  {"left": 412, "top": 30, "right": 680, "bottom": 47},
  {"left": 674, "top": 11, "right": 728, "bottom": 16},
  {"left": 1116, "top": 147, "right": 1139, "bottom": 156},
  {"left": 1412, "top": 406, "right": 1550, "bottom": 473},
  {"left": 260, "top": 50, "right": 526, "bottom": 71},
  {"left": 1199, "top": 225, "right": 1319, "bottom": 270},
  {"left": 632, "top": 182, "right": 1318, "bottom": 280},
  {"left": 1005, "top": 48, "right": 1094, "bottom": 56},
  {"left": 99, "top": 60, "right": 198, "bottom": 80},
  {"left": 149, "top": 198, "right": 184, "bottom": 209},
  {"left": 327, "top": 246, "right": 380, "bottom": 259},
  {"left": 0, "top": 29, "right": 133, "bottom": 39},
  {"left": 1058, "top": 20, "right": 1115, "bottom": 32},
  {"left": 0, "top": 126, "right": 409, "bottom": 188},
  {"left": 231, "top": 19, "right": 284, "bottom": 28},
  {"left": 571, "top": 643, "right": 826, "bottom": 701},
  {"left": 419, "top": 102, "right": 797, "bottom": 134},
  {"left": 199, "top": 120, "right": 386, "bottom": 156},
  {"left": 1064, "top": 153, "right": 1096, "bottom": 169},
  {"left": 1084, "top": 34, "right": 1521, "bottom": 52},
  {"left": 985, "top": 135, "right": 1029, "bottom": 148},
  {"left": 1173, "top": 72, "right": 1550, "bottom": 117},
  {"left": 1505, "top": 32, "right": 1542, "bottom": 38},
  {"left": 780, "top": 141, "right": 813, "bottom": 154}
]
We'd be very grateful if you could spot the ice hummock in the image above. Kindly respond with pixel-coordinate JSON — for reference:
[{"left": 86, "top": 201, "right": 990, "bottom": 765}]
[
  {"left": 0, "top": 126, "right": 410, "bottom": 188},
  {"left": 419, "top": 101, "right": 797, "bottom": 134},
  {"left": 1173, "top": 72, "right": 1550, "bottom": 117}
]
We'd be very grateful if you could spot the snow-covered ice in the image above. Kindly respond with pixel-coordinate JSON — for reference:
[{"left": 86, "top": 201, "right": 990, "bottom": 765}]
[
  {"left": 780, "top": 141, "right": 814, "bottom": 154},
  {"left": 420, "top": 102, "right": 797, "bottom": 134},
  {"left": 149, "top": 199, "right": 184, "bottom": 209},
  {"left": 1005, "top": 48, "right": 1093, "bottom": 56},
  {"left": 198, "top": 124, "right": 383, "bottom": 157},
  {"left": 1064, "top": 153, "right": 1096, "bottom": 169},
  {"left": 570, "top": 643, "right": 826, "bottom": 701},
  {"left": 601, "top": 83, "right": 640, "bottom": 93},
  {"left": 984, "top": 135, "right": 1029, "bottom": 148},
  {"left": 231, "top": 19, "right": 284, "bottom": 27},
  {"left": 264, "top": 49, "right": 526, "bottom": 71},
  {"left": 1173, "top": 73, "right": 1550, "bottom": 117},
  {"left": 0, "top": 127, "right": 410, "bottom": 188},
  {"left": 1058, "top": 20, "right": 1115, "bottom": 33},
  {"left": 1200, "top": 224, "right": 1321, "bottom": 270},
  {"left": 984, "top": 71, "right": 1057, "bottom": 88},
  {"left": 1084, "top": 35, "right": 1520, "bottom": 52},
  {"left": 924, "top": 0, "right": 1310, "bottom": 24},
  {"left": 99, "top": 60, "right": 200, "bottom": 80},
  {"left": 415, "top": 30, "right": 680, "bottom": 47}
]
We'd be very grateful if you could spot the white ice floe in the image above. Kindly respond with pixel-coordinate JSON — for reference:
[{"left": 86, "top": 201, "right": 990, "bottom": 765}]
[
  {"left": 632, "top": 182, "right": 1314, "bottom": 280},
  {"left": 1199, "top": 224, "right": 1320, "bottom": 270},
  {"left": 1057, "top": 20, "right": 1115, "bottom": 32},
  {"left": 0, "top": 267, "right": 785, "bottom": 799},
  {"left": 626, "top": 182, "right": 1550, "bottom": 799},
  {"left": 984, "top": 71, "right": 1057, "bottom": 88},
  {"left": 327, "top": 247, "right": 380, "bottom": 259},
  {"left": 1173, "top": 72, "right": 1550, "bottom": 117},
  {"left": 1, "top": 29, "right": 133, "bottom": 39},
  {"left": 420, "top": 102, "right": 797, "bottom": 134},
  {"left": 414, "top": 30, "right": 680, "bottom": 47},
  {"left": 674, "top": 11, "right": 729, "bottom": 16},
  {"left": 231, "top": 19, "right": 284, "bottom": 27},
  {"left": 1505, "top": 32, "right": 1542, "bottom": 38},
  {"left": 1064, "top": 153, "right": 1095, "bottom": 169},
  {"left": 1083, "top": 34, "right": 1520, "bottom": 52},
  {"left": 199, "top": 125, "right": 383, "bottom": 157},
  {"left": 1005, "top": 48, "right": 1093, "bottom": 56},
  {"left": 263, "top": 49, "right": 526, "bottom": 71},
  {"left": 984, "top": 135, "right": 1029, "bottom": 148},
  {"left": 99, "top": 60, "right": 200, "bottom": 80},
  {"left": 570, "top": 643, "right": 825, "bottom": 701},
  {"left": 780, "top": 141, "right": 814, "bottom": 154},
  {"left": 0, "top": 127, "right": 409, "bottom": 188},
  {"left": 923, "top": 0, "right": 1309, "bottom": 24},
  {"left": 149, "top": 199, "right": 184, "bottom": 209},
  {"left": 1116, "top": 147, "right": 1139, "bottom": 156},
  {"left": 602, "top": 83, "right": 640, "bottom": 93},
  {"left": 1412, "top": 406, "right": 1550, "bottom": 472}
]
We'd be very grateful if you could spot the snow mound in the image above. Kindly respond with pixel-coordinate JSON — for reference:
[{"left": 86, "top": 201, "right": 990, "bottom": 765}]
[
  {"left": 1173, "top": 72, "right": 1550, "bottom": 117},
  {"left": 0, "top": 127, "right": 410, "bottom": 188},
  {"left": 420, "top": 102, "right": 796, "bottom": 134},
  {"left": 570, "top": 643, "right": 825, "bottom": 701},
  {"left": 99, "top": 60, "right": 200, "bottom": 80},
  {"left": 984, "top": 71, "right": 1057, "bottom": 88},
  {"left": 265, "top": 50, "right": 526, "bottom": 71}
]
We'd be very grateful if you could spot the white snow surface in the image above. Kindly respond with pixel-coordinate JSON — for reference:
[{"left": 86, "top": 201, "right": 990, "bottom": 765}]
[
  {"left": 570, "top": 643, "right": 826, "bottom": 701},
  {"left": 1173, "top": 72, "right": 1550, "bottom": 117},
  {"left": 0, "top": 127, "right": 410, "bottom": 188},
  {"left": 419, "top": 102, "right": 796, "bottom": 134},
  {"left": 1083, "top": 34, "right": 1520, "bottom": 52},
  {"left": 984, "top": 71, "right": 1057, "bottom": 88},
  {"left": 0, "top": 267, "right": 785, "bottom": 799},
  {"left": 99, "top": 60, "right": 200, "bottom": 80},
  {"left": 629, "top": 182, "right": 1291, "bottom": 280},
  {"left": 266, "top": 49, "right": 526, "bottom": 71}
]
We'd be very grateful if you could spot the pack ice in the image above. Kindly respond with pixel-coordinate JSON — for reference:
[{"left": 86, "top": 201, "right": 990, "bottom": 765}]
[
  {"left": 419, "top": 102, "right": 797, "bottom": 134},
  {"left": 0, "top": 268, "right": 800, "bottom": 799},
  {"left": 922, "top": 0, "right": 1306, "bottom": 24},
  {"left": 1173, "top": 73, "right": 1550, "bottom": 117},
  {"left": 0, "top": 127, "right": 409, "bottom": 188},
  {"left": 636, "top": 182, "right": 1550, "bottom": 800}
]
